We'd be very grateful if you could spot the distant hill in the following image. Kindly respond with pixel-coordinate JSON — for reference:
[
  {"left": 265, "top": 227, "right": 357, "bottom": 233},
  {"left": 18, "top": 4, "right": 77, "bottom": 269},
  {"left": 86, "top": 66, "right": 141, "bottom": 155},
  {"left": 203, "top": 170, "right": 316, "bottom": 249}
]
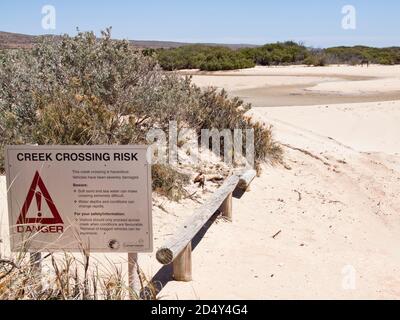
[
  {"left": 0, "top": 31, "right": 258, "bottom": 50},
  {"left": 0, "top": 31, "right": 37, "bottom": 49},
  {"left": 130, "top": 40, "right": 259, "bottom": 50}
]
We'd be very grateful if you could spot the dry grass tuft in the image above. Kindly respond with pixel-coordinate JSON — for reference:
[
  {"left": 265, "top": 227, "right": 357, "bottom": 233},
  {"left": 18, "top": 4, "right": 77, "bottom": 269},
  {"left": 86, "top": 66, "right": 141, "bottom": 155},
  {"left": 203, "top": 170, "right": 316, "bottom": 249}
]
[
  {"left": 152, "top": 164, "right": 190, "bottom": 201},
  {"left": 0, "top": 250, "right": 158, "bottom": 300}
]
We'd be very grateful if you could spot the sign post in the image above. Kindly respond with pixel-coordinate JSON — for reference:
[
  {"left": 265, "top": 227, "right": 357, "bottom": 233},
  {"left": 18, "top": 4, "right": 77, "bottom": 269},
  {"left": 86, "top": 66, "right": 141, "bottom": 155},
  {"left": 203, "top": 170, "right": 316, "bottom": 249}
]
[
  {"left": 5, "top": 145, "right": 153, "bottom": 296},
  {"left": 128, "top": 252, "right": 140, "bottom": 297},
  {"left": 30, "top": 251, "right": 42, "bottom": 292}
]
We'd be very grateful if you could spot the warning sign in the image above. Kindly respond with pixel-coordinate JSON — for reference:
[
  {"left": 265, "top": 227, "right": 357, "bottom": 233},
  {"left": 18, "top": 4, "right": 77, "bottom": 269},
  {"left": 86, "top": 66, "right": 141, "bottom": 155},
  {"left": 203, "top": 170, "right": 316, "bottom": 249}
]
[
  {"left": 17, "top": 171, "right": 64, "bottom": 226},
  {"left": 5, "top": 145, "right": 153, "bottom": 253}
]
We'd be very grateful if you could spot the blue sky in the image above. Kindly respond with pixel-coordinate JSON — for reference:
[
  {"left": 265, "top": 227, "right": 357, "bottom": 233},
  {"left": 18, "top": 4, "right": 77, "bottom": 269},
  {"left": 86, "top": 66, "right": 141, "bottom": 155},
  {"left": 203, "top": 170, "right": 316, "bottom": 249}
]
[{"left": 0, "top": 0, "right": 399, "bottom": 47}]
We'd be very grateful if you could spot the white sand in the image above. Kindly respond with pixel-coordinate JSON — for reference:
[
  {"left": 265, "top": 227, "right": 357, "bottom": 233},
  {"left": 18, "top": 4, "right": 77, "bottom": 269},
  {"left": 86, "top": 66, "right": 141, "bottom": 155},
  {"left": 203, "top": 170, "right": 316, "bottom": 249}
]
[
  {"left": 189, "top": 65, "right": 400, "bottom": 107},
  {"left": 155, "top": 65, "right": 400, "bottom": 299},
  {"left": 256, "top": 100, "right": 400, "bottom": 154}
]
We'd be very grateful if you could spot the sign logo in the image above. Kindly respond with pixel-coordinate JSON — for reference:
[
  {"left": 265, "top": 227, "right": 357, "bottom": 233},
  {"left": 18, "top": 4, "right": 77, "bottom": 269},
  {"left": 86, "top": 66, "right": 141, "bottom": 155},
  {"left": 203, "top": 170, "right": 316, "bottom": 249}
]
[
  {"left": 108, "top": 239, "right": 121, "bottom": 250},
  {"left": 17, "top": 171, "right": 64, "bottom": 233}
]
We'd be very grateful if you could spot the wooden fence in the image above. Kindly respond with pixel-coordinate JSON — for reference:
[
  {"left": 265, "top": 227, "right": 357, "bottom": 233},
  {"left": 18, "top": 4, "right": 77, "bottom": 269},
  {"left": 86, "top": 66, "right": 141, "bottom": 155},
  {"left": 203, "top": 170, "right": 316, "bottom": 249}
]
[{"left": 156, "top": 169, "right": 256, "bottom": 281}]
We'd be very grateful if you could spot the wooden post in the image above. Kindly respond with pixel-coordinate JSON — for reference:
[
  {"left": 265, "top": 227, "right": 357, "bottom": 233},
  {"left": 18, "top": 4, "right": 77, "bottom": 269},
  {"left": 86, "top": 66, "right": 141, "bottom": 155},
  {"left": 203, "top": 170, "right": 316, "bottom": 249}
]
[
  {"left": 156, "top": 175, "right": 240, "bottom": 266},
  {"left": 30, "top": 252, "right": 42, "bottom": 274},
  {"left": 155, "top": 170, "right": 256, "bottom": 283},
  {"left": 172, "top": 243, "right": 192, "bottom": 282},
  {"left": 128, "top": 253, "right": 141, "bottom": 298},
  {"left": 30, "top": 252, "right": 42, "bottom": 292},
  {"left": 220, "top": 193, "right": 233, "bottom": 221},
  {"left": 238, "top": 169, "right": 256, "bottom": 192}
]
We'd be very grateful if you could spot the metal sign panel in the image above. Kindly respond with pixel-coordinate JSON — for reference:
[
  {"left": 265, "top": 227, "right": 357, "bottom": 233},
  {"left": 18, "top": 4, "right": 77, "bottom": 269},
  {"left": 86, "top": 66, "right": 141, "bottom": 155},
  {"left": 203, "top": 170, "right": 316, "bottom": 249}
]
[{"left": 5, "top": 145, "right": 152, "bottom": 253}]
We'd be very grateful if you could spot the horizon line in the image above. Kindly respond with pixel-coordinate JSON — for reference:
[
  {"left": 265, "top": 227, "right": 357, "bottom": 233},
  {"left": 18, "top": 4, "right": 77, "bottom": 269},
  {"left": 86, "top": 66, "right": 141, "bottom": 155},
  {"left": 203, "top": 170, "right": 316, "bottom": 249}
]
[{"left": 1, "top": 30, "right": 399, "bottom": 50}]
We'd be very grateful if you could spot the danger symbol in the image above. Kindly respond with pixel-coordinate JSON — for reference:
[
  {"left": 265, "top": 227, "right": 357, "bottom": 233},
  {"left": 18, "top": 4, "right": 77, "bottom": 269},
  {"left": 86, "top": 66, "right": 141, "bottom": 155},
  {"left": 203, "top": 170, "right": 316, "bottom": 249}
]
[{"left": 17, "top": 171, "right": 63, "bottom": 225}]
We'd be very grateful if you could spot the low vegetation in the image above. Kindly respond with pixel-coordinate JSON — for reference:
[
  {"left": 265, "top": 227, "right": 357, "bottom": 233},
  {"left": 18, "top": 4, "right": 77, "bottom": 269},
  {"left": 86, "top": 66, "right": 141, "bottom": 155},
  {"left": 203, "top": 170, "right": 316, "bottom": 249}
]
[
  {"left": 156, "top": 45, "right": 255, "bottom": 71},
  {"left": 191, "top": 88, "right": 282, "bottom": 167},
  {"left": 325, "top": 46, "right": 400, "bottom": 65},
  {"left": 0, "top": 250, "right": 157, "bottom": 300},
  {"left": 240, "top": 41, "right": 310, "bottom": 66},
  {"left": 154, "top": 41, "right": 400, "bottom": 70},
  {"left": 0, "top": 28, "right": 282, "bottom": 197}
]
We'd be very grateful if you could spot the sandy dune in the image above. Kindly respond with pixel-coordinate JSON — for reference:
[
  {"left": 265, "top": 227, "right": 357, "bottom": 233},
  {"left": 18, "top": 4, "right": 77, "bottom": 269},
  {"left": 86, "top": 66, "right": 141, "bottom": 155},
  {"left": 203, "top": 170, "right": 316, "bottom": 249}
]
[
  {"left": 154, "top": 66, "right": 400, "bottom": 299},
  {"left": 256, "top": 100, "right": 400, "bottom": 154},
  {"left": 158, "top": 107, "right": 400, "bottom": 299}
]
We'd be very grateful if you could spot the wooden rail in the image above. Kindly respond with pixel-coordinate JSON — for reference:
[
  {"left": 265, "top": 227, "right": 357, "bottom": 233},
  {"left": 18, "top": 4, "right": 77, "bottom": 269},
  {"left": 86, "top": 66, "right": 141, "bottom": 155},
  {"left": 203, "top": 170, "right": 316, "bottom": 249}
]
[
  {"left": 238, "top": 169, "right": 257, "bottom": 191},
  {"left": 156, "top": 169, "right": 256, "bottom": 281}
]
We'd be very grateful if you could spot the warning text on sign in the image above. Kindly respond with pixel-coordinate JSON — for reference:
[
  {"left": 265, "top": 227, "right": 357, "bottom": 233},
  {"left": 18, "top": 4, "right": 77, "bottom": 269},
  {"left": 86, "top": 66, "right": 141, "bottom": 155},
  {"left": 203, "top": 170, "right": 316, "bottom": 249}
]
[{"left": 5, "top": 146, "right": 153, "bottom": 253}]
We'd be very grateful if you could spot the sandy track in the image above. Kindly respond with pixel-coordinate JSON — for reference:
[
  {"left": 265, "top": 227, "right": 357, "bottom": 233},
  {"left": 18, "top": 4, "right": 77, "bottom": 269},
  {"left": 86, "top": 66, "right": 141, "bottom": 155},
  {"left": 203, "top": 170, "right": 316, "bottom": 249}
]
[
  {"left": 155, "top": 66, "right": 400, "bottom": 299},
  {"left": 160, "top": 104, "right": 400, "bottom": 299}
]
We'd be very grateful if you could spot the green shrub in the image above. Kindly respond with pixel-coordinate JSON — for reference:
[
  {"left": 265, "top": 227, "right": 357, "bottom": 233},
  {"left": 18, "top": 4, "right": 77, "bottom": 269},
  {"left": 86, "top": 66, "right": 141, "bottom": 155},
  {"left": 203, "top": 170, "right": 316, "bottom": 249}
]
[
  {"left": 155, "top": 42, "right": 400, "bottom": 71},
  {"left": 240, "top": 42, "right": 309, "bottom": 66},
  {"left": 0, "top": 29, "right": 197, "bottom": 158},
  {"left": 157, "top": 45, "right": 255, "bottom": 71},
  {"left": 0, "top": 29, "right": 282, "bottom": 195},
  {"left": 304, "top": 53, "right": 327, "bottom": 66},
  {"left": 325, "top": 46, "right": 400, "bottom": 65},
  {"left": 377, "top": 55, "right": 394, "bottom": 65},
  {"left": 187, "top": 88, "right": 283, "bottom": 169},
  {"left": 156, "top": 42, "right": 312, "bottom": 70}
]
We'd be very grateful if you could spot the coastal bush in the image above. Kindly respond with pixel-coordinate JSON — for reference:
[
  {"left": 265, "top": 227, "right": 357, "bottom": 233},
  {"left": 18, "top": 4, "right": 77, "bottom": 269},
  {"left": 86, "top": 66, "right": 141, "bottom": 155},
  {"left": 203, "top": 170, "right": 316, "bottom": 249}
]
[
  {"left": 157, "top": 45, "right": 255, "bottom": 71},
  {"left": 325, "top": 46, "right": 400, "bottom": 65},
  {"left": 377, "top": 56, "right": 394, "bottom": 65},
  {"left": 0, "top": 29, "right": 282, "bottom": 197},
  {"left": 242, "top": 42, "right": 310, "bottom": 66},
  {"left": 157, "top": 42, "right": 309, "bottom": 70},
  {"left": 304, "top": 51, "right": 328, "bottom": 66},
  {"left": 188, "top": 88, "right": 282, "bottom": 169},
  {"left": 155, "top": 42, "right": 400, "bottom": 70},
  {"left": 0, "top": 30, "right": 199, "bottom": 198}
]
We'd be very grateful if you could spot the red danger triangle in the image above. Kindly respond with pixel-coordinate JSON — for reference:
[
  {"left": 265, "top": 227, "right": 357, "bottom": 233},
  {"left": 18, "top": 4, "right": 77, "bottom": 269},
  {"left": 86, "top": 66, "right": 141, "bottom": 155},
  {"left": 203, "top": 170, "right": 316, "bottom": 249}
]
[{"left": 17, "top": 171, "right": 63, "bottom": 225}]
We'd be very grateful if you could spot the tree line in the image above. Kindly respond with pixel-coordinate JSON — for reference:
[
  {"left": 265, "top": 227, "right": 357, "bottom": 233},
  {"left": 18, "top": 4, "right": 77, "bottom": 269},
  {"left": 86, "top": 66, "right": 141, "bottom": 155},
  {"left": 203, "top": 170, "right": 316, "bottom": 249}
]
[{"left": 150, "top": 42, "right": 400, "bottom": 71}]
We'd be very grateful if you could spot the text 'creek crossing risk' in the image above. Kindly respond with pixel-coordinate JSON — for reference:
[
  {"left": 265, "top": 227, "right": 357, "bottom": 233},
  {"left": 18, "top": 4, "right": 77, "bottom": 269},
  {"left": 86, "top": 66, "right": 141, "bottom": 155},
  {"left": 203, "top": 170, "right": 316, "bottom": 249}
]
[{"left": 5, "top": 145, "right": 153, "bottom": 253}]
